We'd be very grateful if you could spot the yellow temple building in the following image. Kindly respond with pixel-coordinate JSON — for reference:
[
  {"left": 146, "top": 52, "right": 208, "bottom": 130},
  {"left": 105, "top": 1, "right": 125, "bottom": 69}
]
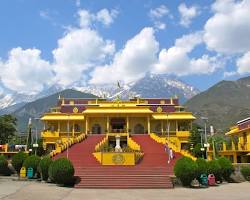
[
  {"left": 209, "top": 117, "right": 250, "bottom": 163},
  {"left": 41, "top": 97, "right": 195, "bottom": 158}
]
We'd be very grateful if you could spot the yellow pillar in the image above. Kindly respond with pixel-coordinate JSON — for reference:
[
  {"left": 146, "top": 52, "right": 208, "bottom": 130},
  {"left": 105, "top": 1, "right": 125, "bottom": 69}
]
[
  {"left": 233, "top": 153, "right": 237, "bottom": 163},
  {"left": 72, "top": 121, "right": 75, "bottom": 137},
  {"left": 126, "top": 116, "right": 129, "bottom": 134},
  {"left": 231, "top": 137, "right": 236, "bottom": 151},
  {"left": 247, "top": 133, "right": 250, "bottom": 150},
  {"left": 147, "top": 116, "right": 151, "bottom": 134},
  {"left": 161, "top": 120, "right": 164, "bottom": 135},
  {"left": 106, "top": 116, "right": 110, "bottom": 133},
  {"left": 223, "top": 142, "right": 227, "bottom": 151},
  {"left": 86, "top": 116, "right": 89, "bottom": 134},
  {"left": 58, "top": 121, "right": 60, "bottom": 132}
]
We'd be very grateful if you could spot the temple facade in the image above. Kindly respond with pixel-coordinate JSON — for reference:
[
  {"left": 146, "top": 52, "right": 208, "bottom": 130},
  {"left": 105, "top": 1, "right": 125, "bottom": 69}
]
[{"left": 41, "top": 97, "right": 195, "bottom": 156}]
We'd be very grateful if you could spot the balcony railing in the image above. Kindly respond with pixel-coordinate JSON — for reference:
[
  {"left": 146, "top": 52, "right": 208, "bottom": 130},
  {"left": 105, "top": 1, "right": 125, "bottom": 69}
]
[
  {"left": 41, "top": 130, "right": 59, "bottom": 137},
  {"left": 176, "top": 131, "right": 190, "bottom": 137}
]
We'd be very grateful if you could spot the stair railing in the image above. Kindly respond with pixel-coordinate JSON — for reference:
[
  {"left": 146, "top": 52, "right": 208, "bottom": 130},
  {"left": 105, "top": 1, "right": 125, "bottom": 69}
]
[
  {"left": 95, "top": 135, "right": 108, "bottom": 152},
  {"left": 149, "top": 133, "right": 196, "bottom": 161}
]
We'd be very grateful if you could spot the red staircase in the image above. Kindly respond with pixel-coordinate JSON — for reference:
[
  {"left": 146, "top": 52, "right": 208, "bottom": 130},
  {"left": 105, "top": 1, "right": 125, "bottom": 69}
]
[{"left": 54, "top": 134, "right": 182, "bottom": 189}]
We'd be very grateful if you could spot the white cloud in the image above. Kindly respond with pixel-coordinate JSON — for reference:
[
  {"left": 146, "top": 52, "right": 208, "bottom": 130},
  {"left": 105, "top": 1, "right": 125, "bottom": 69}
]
[
  {"left": 204, "top": 0, "right": 250, "bottom": 54},
  {"left": 78, "top": 8, "right": 118, "bottom": 28},
  {"left": 0, "top": 48, "right": 54, "bottom": 94},
  {"left": 96, "top": 9, "right": 118, "bottom": 26},
  {"left": 53, "top": 28, "right": 115, "bottom": 86},
  {"left": 149, "top": 5, "right": 169, "bottom": 19},
  {"left": 178, "top": 3, "right": 199, "bottom": 27},
  {"left": 236, "top": 51, "right": 250, "bottom": 74},
  {"left": 154, "top": 21, "right": 166, "bottom": 30},
  {"left": 149, "top": 5, "right": 169, "bottom": 30},
  {"left": 153, "top": 32, "right": 222, "bottom": 76},
  {"left": 0, "top": 8, "right": 117, "bottom": 93},
  {"left": 89, "top": 27, "right": 159, "bottom": 84},
  {"left": 78, "top": 10, "right": 93, "bottom": 28}
]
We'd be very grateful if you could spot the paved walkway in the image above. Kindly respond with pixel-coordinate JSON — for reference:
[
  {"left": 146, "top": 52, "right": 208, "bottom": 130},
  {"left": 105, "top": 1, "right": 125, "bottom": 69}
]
[{"left": 0, "top": 177, "right": 249, "bottom": 200}]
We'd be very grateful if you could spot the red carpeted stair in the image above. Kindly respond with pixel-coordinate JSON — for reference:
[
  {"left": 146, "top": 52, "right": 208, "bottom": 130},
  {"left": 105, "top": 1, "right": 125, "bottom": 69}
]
[{"left": 54, "top": 134, "right": 182, "bottom": 189}]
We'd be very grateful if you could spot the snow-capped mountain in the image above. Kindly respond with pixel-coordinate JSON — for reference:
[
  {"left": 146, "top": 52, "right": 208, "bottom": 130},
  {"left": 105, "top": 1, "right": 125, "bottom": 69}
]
[
  {"left": 0, "top": 73, "right": 199, "bottom": 114},
  {"left": 74, "top": 74, "right": 199, "bottom": 102}
]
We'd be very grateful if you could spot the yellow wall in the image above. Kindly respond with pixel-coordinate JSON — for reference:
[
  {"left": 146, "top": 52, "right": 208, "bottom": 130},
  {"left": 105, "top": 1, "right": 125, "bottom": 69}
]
[
  {"left": 129, "top": 117, "right": 147, "bottom": 133},
  {"left": 97, "top": 152, "right": 135, "bottom": 165},
  {"left": 89, "top": 117, "right": 106, "bottom": 134}
]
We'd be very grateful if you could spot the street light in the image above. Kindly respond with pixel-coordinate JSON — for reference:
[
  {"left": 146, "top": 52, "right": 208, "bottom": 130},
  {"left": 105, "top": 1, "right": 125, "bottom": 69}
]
[
  {"left": 67, "top": 114, "right": 70, "bottom": 159},
  {"left": 201, "top": 117, "right": 209, "bottom": 159},
  {"left": 198, "top": 128, "right": 204, "bottom": 148},
  {"left": 33, "top": 117, "right": 40, "bottom": 156},
  {"left": 198, "top": 128, "right": 205, "bottom": 158}
]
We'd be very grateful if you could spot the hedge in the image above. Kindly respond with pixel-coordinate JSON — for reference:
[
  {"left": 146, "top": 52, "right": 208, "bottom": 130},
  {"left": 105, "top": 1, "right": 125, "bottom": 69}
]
[
  {"left": 49, "top": 157, "right": 75, "bottom": 185},
  {"left": 174, "top": 157, "right": 198, "bottom": 186},
  {"left": 217, "top": 157, "right": 234, "bottom": 182},
  {"left": 23, "top": 155, "right": 41, "bottom": 175},
  {"left": 11, "top": 152, "right": 28, "bottom": 174},
  {"left": 38, "top": 156, "right": 53, "bottom": 181},
  {"left": 0, "top": 155, "right": 11, "bottom": 176},
  {"left": 241, "top": 166, "right": 250, "bottom": 181}
]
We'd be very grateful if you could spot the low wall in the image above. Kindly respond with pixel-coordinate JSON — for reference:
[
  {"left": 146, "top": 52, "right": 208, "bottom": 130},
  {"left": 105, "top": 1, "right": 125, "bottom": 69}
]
[{"left": 93, "top": 152, "right": 135, "bottom": 165}]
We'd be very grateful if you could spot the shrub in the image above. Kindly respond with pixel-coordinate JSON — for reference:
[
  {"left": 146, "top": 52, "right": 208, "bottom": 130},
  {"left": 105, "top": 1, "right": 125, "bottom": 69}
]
[
  {"left": 48, "top": 163, "right": 54, "bottom": 182},
  {"left": 241, "top": 166, "right": 250, "bottom": 181},
  {"left": 217, "top": 157, "right": 234, "bottom": 182},
  {"left": 174, "top": 157, "right": 198, "bottom": 186},
  {"left": 38, "top": 156, "right": 53, "bottom": 181},
  {"left": 196, "top": 158, "right": 208, "bottom": 178},
  {"left": 11, "top": 152, "right": 28, "bottom": 174},
  {"left": 207, "top": 160, "right": 222, "bottom": 182},
  {"left": 49, "top": 157, "right": 75, "bottom": 185},
  {"left": 23, "top": 155, "right": 41, "bottom": 175},
  {"left": 0, "top": 155, "right": 11, "bottom": 176}
]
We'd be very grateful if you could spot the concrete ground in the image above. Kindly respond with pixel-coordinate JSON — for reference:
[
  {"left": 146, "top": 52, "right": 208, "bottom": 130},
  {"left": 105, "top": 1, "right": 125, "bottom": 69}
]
[{"left": 0, "top": 177, "right": 249, "bottom": 200}]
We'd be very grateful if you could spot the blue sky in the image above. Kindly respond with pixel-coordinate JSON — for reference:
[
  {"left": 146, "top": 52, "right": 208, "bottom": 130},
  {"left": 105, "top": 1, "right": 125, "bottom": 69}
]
[{"left": 0, "top": 0, "right": 250, "bottom": 94}]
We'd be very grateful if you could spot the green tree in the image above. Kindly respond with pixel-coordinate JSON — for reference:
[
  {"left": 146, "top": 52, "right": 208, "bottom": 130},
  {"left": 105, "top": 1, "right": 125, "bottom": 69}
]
[
  {"left": 189, "top": 124, "right": 202, "bottom": 145},
  {"left": 189, "top": 124, "right": 204, "bottom": 158},
  {"left": 0, "top": 115, "right": 17, "bottom": 144},
  {"left": 208, "top": 134, "right": 225, "bottom": 159}
]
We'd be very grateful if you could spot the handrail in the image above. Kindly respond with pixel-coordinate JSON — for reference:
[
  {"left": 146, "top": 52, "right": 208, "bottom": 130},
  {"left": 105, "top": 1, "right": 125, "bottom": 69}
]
[
  {"left": 95, "top": 135, "right": 108, "bottom": 152},
  {"left": 49, "top": 133, "right": 86, "bottom": 157},
  {"left": 127, "top": 137, "right": 141, "bottom": 151},
  {"left": 149, "top": 133, "right": 196, "bottom": 161}
]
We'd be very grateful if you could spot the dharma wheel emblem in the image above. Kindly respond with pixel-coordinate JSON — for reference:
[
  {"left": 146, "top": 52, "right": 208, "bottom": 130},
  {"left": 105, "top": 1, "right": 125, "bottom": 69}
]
[
  {"left": 73, "top": 107, "right": 79, "bottom": 113},
  {"left": 112, "top": 154, "right": 125, "bottom": 165},
  {"left": 157, "top": 106, "right": 162, "bottom": 113}
]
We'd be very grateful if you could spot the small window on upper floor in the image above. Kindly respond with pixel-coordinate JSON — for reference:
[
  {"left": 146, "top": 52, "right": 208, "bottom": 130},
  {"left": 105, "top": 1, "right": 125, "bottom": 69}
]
[{"left": 69, "top": 100, "right": 74, "bottom": 105}]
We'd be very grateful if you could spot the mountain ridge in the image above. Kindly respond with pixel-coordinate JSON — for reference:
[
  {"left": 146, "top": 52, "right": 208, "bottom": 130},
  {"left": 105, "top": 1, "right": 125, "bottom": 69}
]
[{"left": 185, "top": 76, "right": 250, "bottom": 132}]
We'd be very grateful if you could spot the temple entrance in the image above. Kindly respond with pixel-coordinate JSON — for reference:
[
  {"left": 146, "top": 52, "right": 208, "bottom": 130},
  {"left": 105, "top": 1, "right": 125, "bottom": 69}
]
[
  {"left": 92, "top": 124, "right": 102, "bottom": 134},
  {"left": 134, "top": 123, "right": 144, "bottom": 134},
  {"left": 110, "top": 118, "right": 126, "bottom": 133}
]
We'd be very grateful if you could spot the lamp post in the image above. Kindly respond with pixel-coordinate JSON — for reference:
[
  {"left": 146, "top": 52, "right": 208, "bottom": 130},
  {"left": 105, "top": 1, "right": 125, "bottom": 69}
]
[
  {"left": 198, "top": 128, "right": 205, "bottom": 158},
  {"left": 33, "top": 117, "right": 40, "bottom": 156},
  {"left": 201, "top": 117, "right": 209, "bottom": 159},
  {"left": 210, "top": 125, "right": 216, "bottom": 160},
  {"left": 26, "top": 118, "right": 32, "bottom": 153},
  {"left": 67, "top": 114, "right": 70, "bottom": 159}
]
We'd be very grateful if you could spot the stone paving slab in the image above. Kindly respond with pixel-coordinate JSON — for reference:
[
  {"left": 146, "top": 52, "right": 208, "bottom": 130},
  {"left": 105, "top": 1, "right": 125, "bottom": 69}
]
[{"left": 0, "top": 177, "right": 249, "bottom": 200}]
